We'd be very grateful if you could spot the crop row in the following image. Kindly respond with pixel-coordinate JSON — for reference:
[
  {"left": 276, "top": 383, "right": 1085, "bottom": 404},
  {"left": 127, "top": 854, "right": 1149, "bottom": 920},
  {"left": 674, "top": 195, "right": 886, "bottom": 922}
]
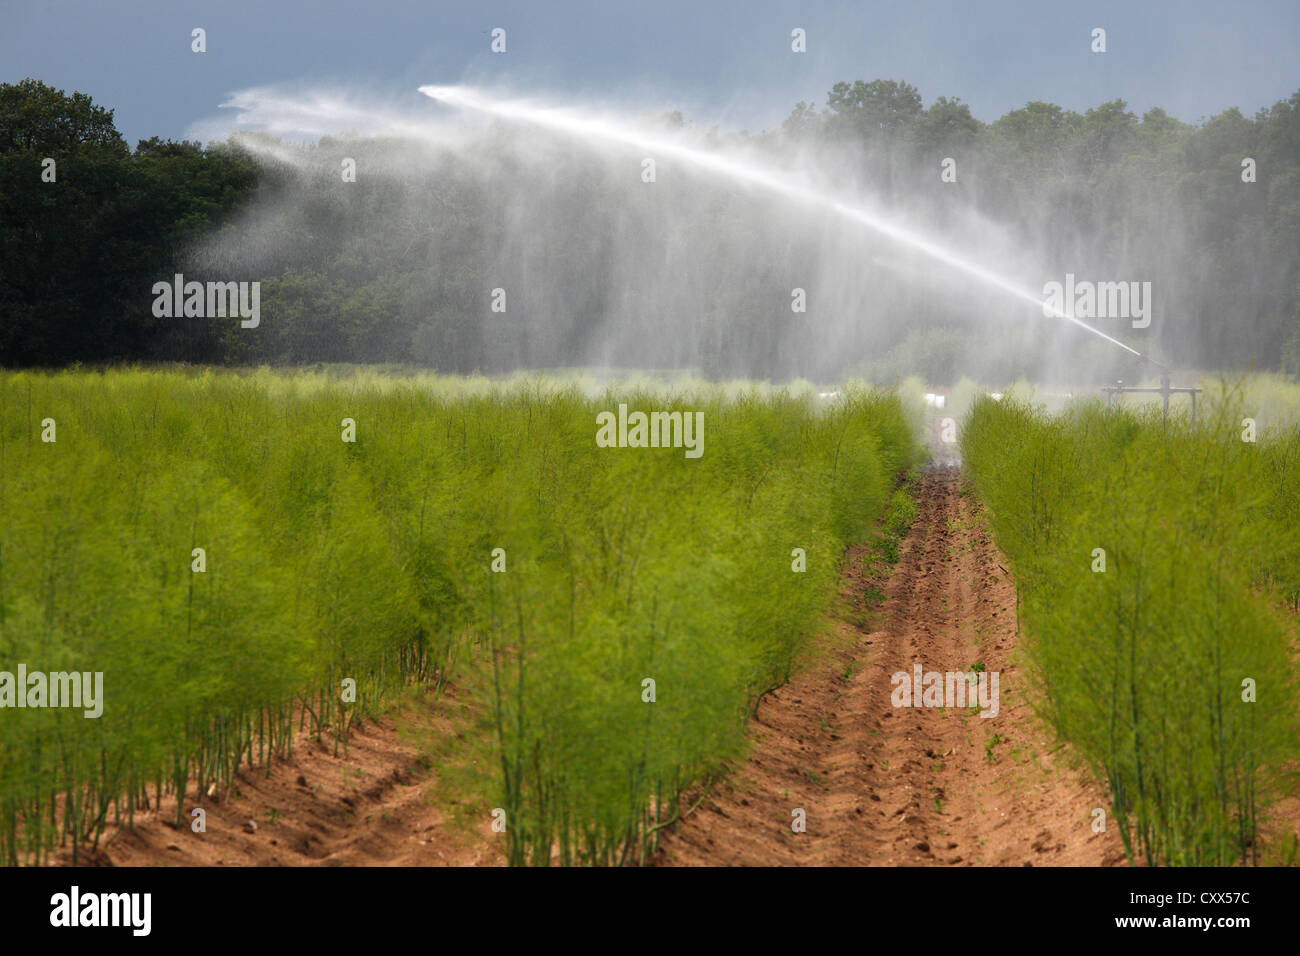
[
  {"left": 963, "top": 393, "right": 1300, "bottom": 865},
  {"left": 0, "top": 369, "right": 920, "bottom": 865}
]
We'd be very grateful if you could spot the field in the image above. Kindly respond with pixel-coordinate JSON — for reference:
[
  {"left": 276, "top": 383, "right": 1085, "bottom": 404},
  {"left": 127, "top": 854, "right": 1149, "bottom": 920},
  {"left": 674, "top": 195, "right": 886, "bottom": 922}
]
[
  {"left": 1, "top": 367, "right": 1297, "bottom": 868},
  {"left": 964, "top": 388, "right": 1300, "bottom": 865},
  {"left": 0, "top": 367, "right": 919, "bottom": 866}
]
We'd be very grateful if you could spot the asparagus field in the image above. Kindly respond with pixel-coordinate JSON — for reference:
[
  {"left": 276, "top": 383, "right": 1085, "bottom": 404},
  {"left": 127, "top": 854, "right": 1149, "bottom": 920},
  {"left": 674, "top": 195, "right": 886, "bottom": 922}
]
[
  {"left": 0, "top": 368, "right": 920, "bottom": 866},
  {"left": 963, "top": 392, "right": 1300, "bottom": 865}
]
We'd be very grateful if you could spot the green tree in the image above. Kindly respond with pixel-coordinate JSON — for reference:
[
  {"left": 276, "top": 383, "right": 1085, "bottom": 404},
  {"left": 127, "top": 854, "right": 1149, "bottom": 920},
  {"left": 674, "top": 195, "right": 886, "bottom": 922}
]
[
  {"left": 0, "top": 81, "right": 258, "bottom": 366},
  {"left": 780, "top": 101, "right": 823, "bottom": 140},
  {"left": 826, "top": 79, "right": 923, "bottom": 140},
  {"left": 911, "top": 95, "right": 982, "bottom": 157},
  {"left": 0, "top": 77, "right": 126, "bottom": 154}
]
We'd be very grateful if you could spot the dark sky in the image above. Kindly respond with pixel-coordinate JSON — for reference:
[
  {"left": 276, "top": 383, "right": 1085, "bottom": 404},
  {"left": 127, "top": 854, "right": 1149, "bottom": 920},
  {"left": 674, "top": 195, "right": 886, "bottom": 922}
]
[{"left": 5, "top": 0, "right": 1298, "bottom": 148}]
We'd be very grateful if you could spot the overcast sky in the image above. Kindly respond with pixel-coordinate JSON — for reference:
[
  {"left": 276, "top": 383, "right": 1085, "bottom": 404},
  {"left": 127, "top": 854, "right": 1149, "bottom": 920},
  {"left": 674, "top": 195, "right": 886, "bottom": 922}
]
[{"left": 4, "top": 0, "right": 1298, "bottom": 148}]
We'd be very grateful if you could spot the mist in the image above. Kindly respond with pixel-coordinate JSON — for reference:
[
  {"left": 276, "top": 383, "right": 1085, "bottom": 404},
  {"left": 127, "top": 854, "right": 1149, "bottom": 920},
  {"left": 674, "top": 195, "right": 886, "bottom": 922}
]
[{"left": 186, "top": 81, "right": 1298, "bottom": 385}]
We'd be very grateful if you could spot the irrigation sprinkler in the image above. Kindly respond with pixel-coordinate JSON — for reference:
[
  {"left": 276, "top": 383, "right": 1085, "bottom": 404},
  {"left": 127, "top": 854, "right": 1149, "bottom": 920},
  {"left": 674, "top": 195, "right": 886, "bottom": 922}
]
[{"left": 1101, "top": 355, "right": 1202, "bottom": 422}]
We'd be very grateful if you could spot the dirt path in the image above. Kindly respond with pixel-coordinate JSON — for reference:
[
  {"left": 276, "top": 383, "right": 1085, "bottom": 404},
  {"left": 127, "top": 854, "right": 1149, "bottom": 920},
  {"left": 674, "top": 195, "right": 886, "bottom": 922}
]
[{"left": 654, "top": 466, "right": 1126, "bottom": 866}]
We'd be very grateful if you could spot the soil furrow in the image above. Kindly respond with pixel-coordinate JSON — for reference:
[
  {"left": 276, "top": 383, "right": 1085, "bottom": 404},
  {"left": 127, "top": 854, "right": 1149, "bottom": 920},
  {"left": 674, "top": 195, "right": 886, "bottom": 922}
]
[{"left": 654, "top": 466, "right": 1126, "bottom": 866}]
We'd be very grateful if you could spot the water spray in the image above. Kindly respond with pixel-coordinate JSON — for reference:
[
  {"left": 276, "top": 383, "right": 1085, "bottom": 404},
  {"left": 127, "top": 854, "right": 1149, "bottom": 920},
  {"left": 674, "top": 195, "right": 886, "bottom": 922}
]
[{"left": 420, "top": 85, "right": 1199, "bottom": 414}]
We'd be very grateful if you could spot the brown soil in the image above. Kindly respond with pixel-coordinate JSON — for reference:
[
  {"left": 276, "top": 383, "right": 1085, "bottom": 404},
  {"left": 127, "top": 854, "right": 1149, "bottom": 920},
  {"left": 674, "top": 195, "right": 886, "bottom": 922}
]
[
  {"left": 653, "top": 466, "right": 1127, "bottom": 866},
  {"left": 62, "top": 686, "right": 505, "bottom": 867}
]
